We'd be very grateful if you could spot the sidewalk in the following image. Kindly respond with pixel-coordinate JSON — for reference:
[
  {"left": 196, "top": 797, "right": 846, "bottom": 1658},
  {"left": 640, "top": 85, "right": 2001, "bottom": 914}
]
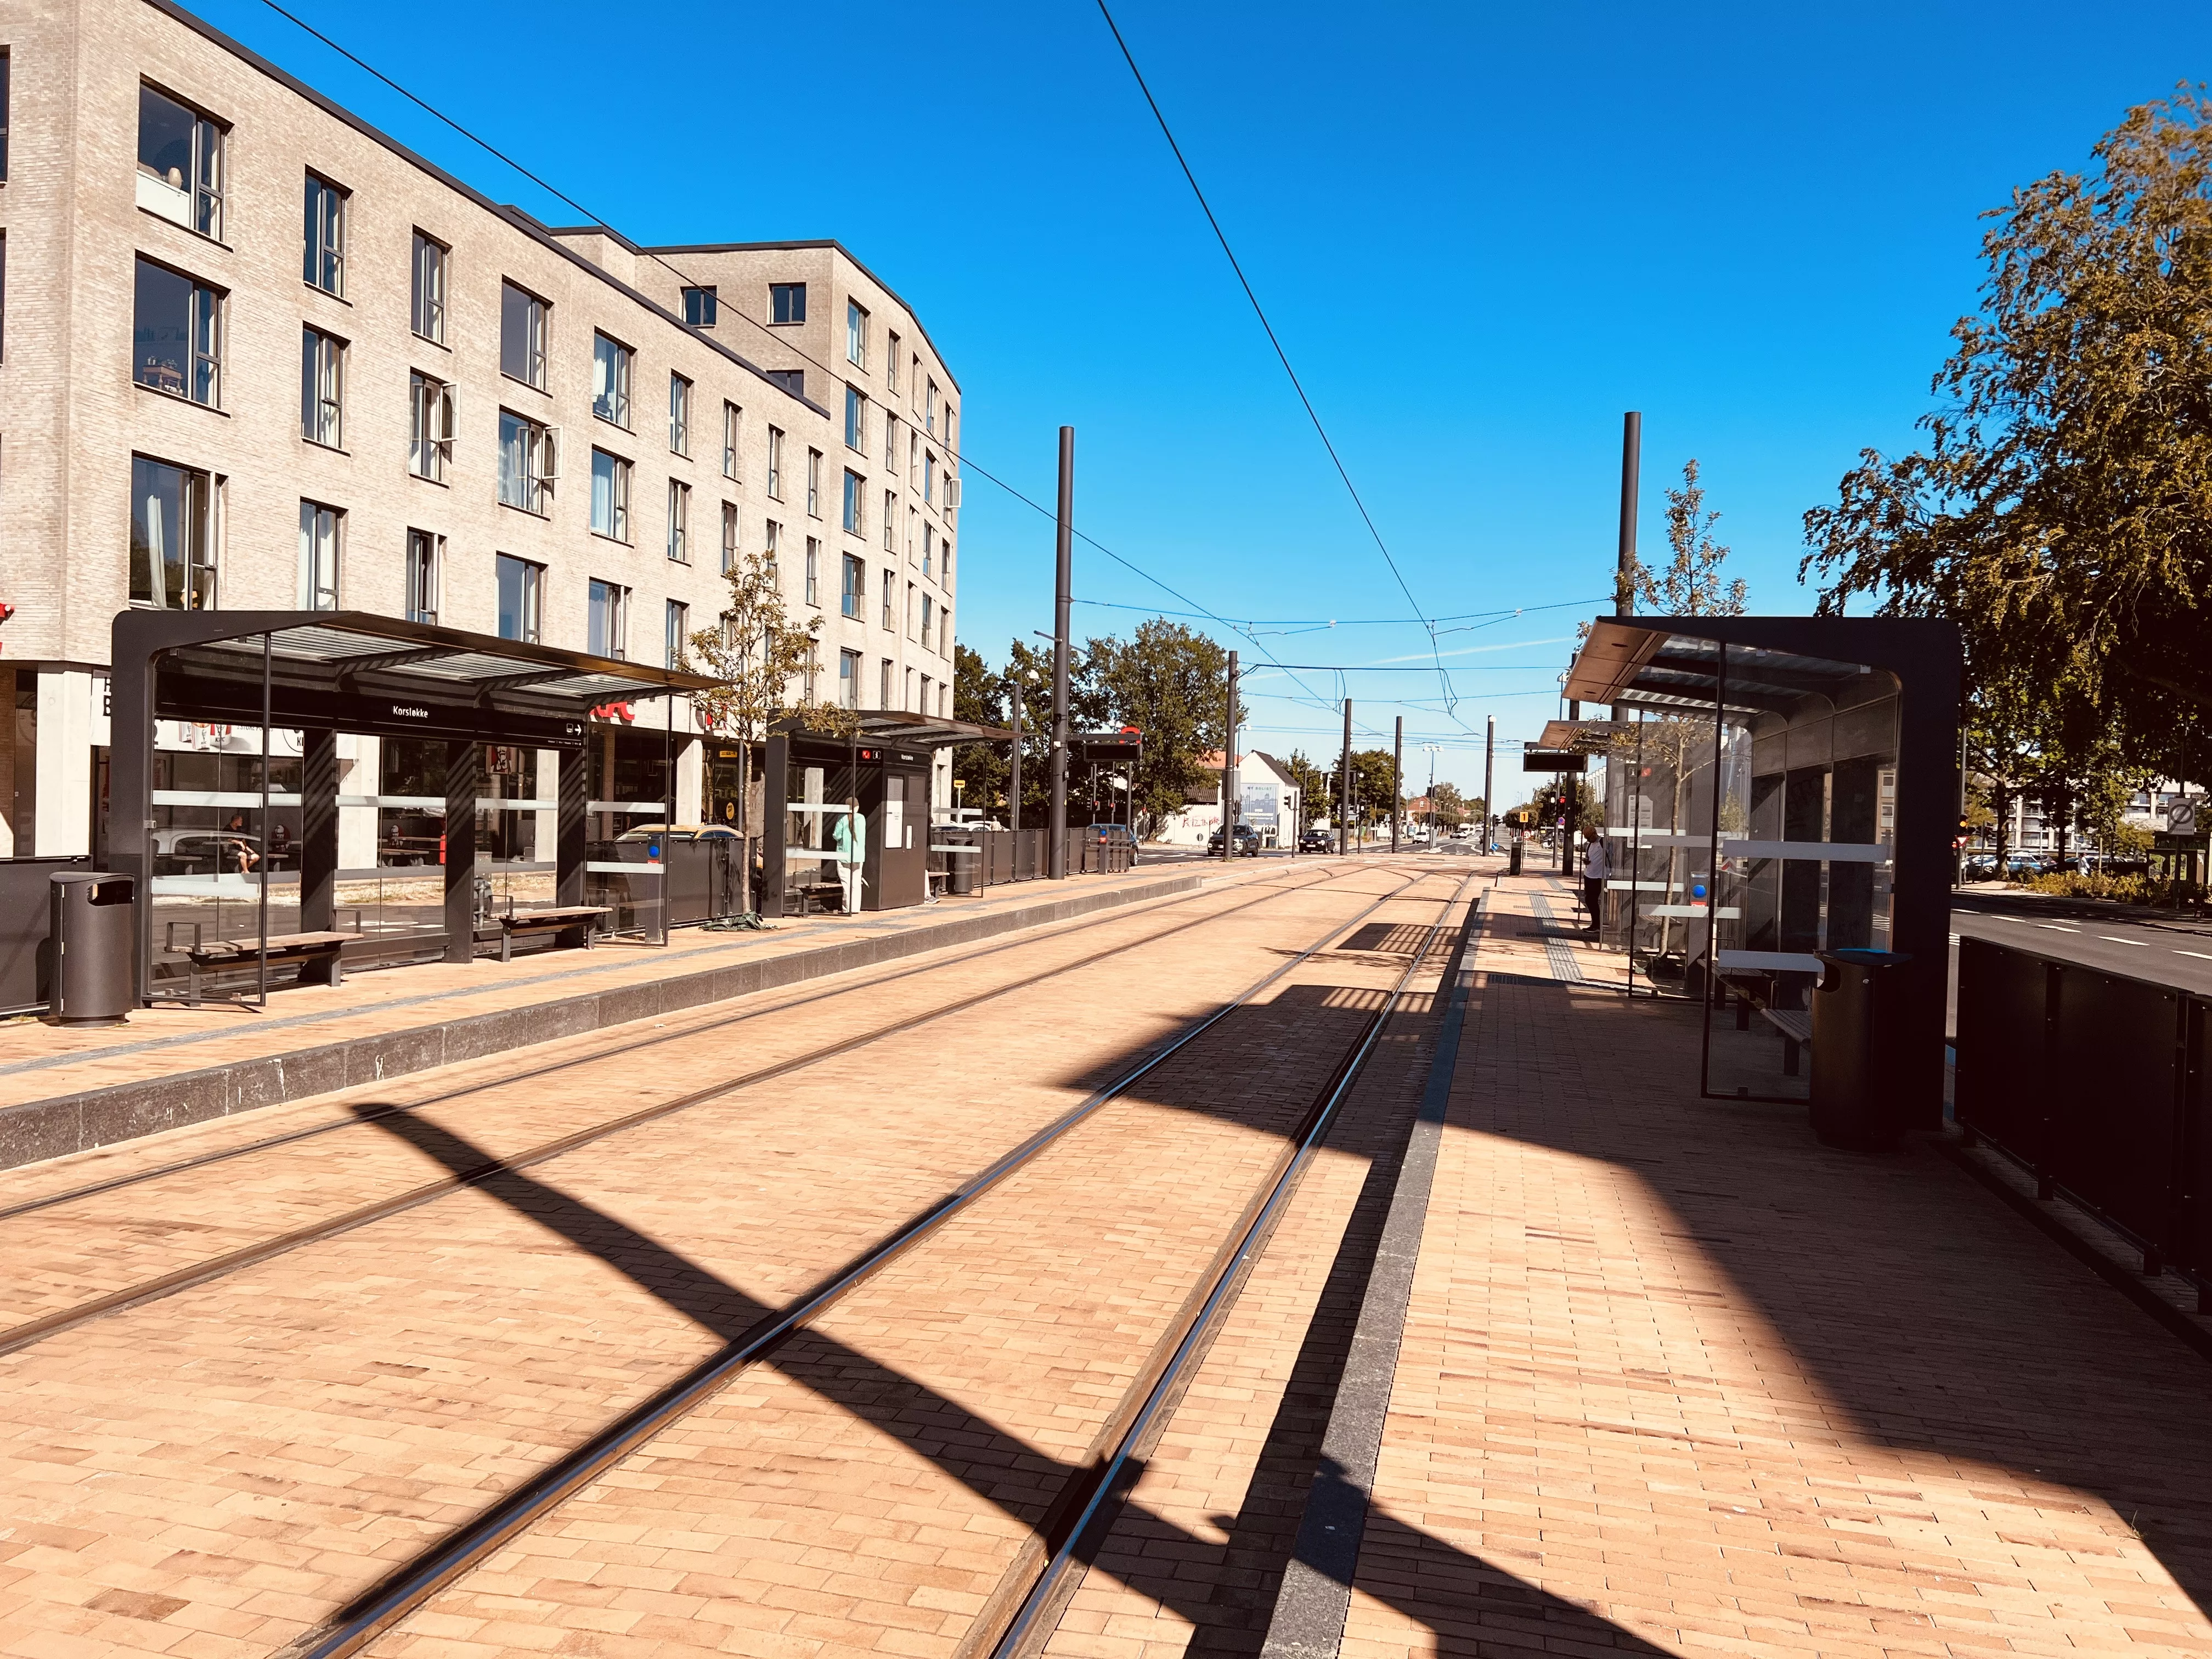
[
  {"left": 1340, "top": 883, "right": 2212, "bottom": 1658},
  {"left": 0, "top": 863, "right": 1256, "bottom": 1171}
]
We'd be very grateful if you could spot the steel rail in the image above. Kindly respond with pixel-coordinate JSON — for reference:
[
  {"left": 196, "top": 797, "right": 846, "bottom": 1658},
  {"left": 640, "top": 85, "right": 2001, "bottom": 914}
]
[
  {"left": 0, "top": 866, "right": 1347, "bottom": 1225},
  {"left": 272, "top": 872, "right": 1457, "bottom": 1659},
  {"left": 0, "top": 868, "right": 1404, "bottom": 1360},
  {"left": 977, "top": 875, "right": 1478, "bottom": 1659}
]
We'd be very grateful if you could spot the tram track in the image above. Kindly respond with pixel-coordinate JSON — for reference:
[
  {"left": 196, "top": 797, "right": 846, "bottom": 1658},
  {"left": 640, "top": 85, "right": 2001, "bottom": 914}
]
[
  {"left": 0, "top": 863, "right": 1346, "bottom": 1226},
  {"left": 273, "top": 871, "right": 1477, "bottom": 1659},
  {"left": 0, "top": 862, "right": 1412, "bottom": 1361}
]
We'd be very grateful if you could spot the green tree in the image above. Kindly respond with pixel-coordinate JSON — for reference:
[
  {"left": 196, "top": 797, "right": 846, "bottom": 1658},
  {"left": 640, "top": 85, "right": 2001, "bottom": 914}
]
[
  {"left": 1637, "top": 459, "right": 1748, "bottom": 616},
  {"left": 686, "top": 544, "right": 827, "bottom": 902},
  {"left": 1086, "top": 621, "right": 1238, "bottom": 831},
  {"left": 1802, "top": 89, "right": 2212, "bottom": 780},
  {"left": 950, "top": 643, "right": 1008, "bottom": 819},
  {"left": 1283, "top": 750, "right": 1330, "bottom": 830},
  {"left": 1430, "top": 781, "right": 1469, "bottom": 829}
]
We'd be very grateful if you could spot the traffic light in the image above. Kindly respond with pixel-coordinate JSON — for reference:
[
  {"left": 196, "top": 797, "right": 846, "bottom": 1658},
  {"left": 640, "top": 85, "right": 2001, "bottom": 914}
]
[{"left": 1954, "top": 814, "right": 1971, "bottom": 849}]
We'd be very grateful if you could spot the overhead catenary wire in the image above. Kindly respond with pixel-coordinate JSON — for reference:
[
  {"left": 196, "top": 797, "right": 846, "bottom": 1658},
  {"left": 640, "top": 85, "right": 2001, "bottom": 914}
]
[
  {"left": 254, "top": 0, "right": 1354, "bottom": 723},
  {"left": 1092, "top": 0, "right": 1461, "bottom": 721}
]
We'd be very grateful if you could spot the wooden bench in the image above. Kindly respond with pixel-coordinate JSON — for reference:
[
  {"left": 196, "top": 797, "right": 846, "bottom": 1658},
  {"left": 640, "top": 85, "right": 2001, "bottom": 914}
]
[
  {"left": 495, "top": 905, "right": 610, "bottom": 963},
  {"left": 1763, "top": 1008, "right": 1812, "bottom": 1075},
  {"left": 184, "top": 930, "right": 350, "bottom": 1002},
  {"left": 789, "top": 881, "right": 848, "bottom": 916},
  {"left": 1718, "top": 970, "right": 1812, "bottom": 1076}
]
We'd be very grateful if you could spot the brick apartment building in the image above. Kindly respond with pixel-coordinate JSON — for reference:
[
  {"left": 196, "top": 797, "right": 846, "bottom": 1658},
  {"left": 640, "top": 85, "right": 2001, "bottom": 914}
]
[{"left": 0, "top": 0, "right": 964, "bottom": 860}]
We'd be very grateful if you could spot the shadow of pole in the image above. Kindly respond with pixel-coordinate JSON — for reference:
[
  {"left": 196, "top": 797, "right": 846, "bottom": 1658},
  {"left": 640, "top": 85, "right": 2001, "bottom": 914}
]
[{"left": 345, "top": 1101, "right": 1667, "bottom": 1655}]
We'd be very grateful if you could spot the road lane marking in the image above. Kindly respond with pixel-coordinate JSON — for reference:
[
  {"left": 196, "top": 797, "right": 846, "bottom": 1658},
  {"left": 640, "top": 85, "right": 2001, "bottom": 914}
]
[
  {"left": 2098, "top": 935, "right": 2149, "bottom": 946},
  {"left": 2175, "top": 950, "right": 2212, "bottom": 961},
  {"left": 2035, "top": 922, "right": 2081, "bottom": 932}
]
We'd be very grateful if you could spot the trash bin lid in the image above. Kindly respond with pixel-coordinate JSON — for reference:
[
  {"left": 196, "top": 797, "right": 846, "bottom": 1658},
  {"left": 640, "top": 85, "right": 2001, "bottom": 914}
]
[
  {"left": 49, "top": 870, "right": 120, "bottom": 886},
  {"left": 1815, "top": 947, "right": 1911, "bottom": 967}
]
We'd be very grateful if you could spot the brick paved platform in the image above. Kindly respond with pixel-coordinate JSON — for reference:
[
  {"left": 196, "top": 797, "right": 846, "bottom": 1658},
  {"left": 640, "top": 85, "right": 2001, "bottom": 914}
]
[{"left": 0, "top": 862, "right": 1284, "bottom": 1173}]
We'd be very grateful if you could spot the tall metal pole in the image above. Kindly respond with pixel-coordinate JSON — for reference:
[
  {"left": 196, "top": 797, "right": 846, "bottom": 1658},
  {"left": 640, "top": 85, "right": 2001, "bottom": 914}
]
[
  {"left": 1338, "top": 700, "right": 1352, "bottom": 857},
  {"left": 1483, "top": 716, "right": 1495, "bottom": 855},
  {"left": 1614, "top": 410, "right": 1641, "bottom": 722},
  {"left": 1391, "top": 716, "right": 1402, "bottom": 854},
  {"left": 1048, "top": 427, "right": 1074, "bottom": 879},
  {"left": 1009, "top": 680, "right": 1023, "bottom": 833},
  {"left": 1222, "top": 650, "right": 1239, "bottom": 861}
]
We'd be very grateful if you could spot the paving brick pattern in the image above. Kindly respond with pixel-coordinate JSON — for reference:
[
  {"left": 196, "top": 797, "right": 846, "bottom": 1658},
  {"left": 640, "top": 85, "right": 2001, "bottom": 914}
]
[
  {"left": 0, "top": 866, "right": 1419, "bottom": 1657},
  {"left": 363, "top": 877, "right": 1471, "bottom": 1659},
  {"left": 1337, "top": 883, "right": 2212, "bottom": 1659}
]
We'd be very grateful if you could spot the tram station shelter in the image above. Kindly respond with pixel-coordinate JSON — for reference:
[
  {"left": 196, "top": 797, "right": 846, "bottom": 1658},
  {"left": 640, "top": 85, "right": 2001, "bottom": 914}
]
[
  {"left": 108, "top": 608, "right": 721, "bottom": 998},
  {"left": 1558, "top": 614, "right": 1960, "bottom": 1120}
]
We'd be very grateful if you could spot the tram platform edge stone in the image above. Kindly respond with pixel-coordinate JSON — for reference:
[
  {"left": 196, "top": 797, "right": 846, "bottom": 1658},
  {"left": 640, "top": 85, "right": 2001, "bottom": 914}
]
[{"left": 0, "top": 872, "right": 1221, "bottom": 1173}]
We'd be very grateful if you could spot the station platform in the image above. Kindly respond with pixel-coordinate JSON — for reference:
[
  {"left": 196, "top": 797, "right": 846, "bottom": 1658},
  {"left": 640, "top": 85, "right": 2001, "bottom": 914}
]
[{"left": 0, "top": 864, "right": 1260, "bottom": 1172}]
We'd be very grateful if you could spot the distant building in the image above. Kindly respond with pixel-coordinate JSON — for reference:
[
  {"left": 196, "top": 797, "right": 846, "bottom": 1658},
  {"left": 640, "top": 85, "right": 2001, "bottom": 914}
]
[{"left": 1150, "top": 750, "right": 1301, "bottom": 847}]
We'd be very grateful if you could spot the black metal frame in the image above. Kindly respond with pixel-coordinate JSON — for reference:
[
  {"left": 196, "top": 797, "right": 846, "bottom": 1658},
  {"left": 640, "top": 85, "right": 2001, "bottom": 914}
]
[{"left": 1566, "top": 615, "right": 1961, "bottom": 1128}]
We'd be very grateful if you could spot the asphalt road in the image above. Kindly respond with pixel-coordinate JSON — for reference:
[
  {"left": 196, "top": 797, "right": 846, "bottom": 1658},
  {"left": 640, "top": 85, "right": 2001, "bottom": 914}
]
[{"left": 1945, "top": 887, "right": 2212, "bottom": 1040}]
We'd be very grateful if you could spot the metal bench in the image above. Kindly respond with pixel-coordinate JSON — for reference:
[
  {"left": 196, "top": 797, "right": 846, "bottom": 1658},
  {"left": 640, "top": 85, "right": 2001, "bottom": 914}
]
[
  {"left": 495, "top": 905, "right": 610, "bottom": 963},
  {"left": 1763, "top": 1007, "right": 1812, "bottom": 1075},
  {"left": 184, "top": 930, "right": 349, "bottom": 1002}
]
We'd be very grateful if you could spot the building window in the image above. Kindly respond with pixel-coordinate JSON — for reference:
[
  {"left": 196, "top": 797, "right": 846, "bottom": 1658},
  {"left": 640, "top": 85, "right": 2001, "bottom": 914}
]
[
  {"left": 129, "top": 455, "right": 218, "bottom": 610},
  {"left": 880, "top": 658, "right": 892, "bottom": 709},
  {"left": 906, "top": 580, "right": 917, "bottom": 639},
  {"left": 300, "top": 326, "right": 344, "bottom": 448},
  {"left": 721, "top": 500, "right": 740, "bottom": 573},
  {"left": 764, "top": 368, "right": 804, "bottom": 398},
  {"left": 589, "top": 579, "right": 629, "bottom": 660},
  {"left": 924, "top": 450, "right": 935, "bottom": 506},
  {"left": 905, "top": 666, "right": 915, "bottom": 710},
  {"left": 839, "top": 648, "right": 861, "bottom": 710},
  {"left": 0, "top": 51, "right": 9, "bottom": 183},
  {"left": 942, "top": 539, "right": 953, "bottom": 586},
  {"left": 297, "top": 501, "right": 342, "bottom": 611},
  {"left": 665, "top": 599, "right": 690, "bottom": 669},
  {"left": 590, "top": 448, "right": 631, "bottom": 541},
  {"left": 940, "top": 681, "right": 949, "bottom": 719},
  {"left": 682, "top": 285, "right": 718, "bottom": 326},
  {"left": 887, "top": 331, "right": 900, "bottom": 393},
  {"left": 137, "top": 84, "right": 223, "bottom": 239},
  {"left": 500, "top": 282, "right": 549, "bottom": 389},
  {"left": 882, "top": 491, "right": 896, "bottom": 552},
  {"left": 842, "top": 470, "right": 865, "bottom": 536},
  {"left": 806, "top": 449, "right": 822, "bottom": 517},
  {"left": 669, "top": 373, "right": 691, "bottom": 455},
  {"left": 940, "top": 606, "right": 951, "bottom": 651},
  {"left": 910, "top": 430, "right": 920, "bottom": 486},
  {"left": 592, "top": 332, "right": 632, "bottom": 427},
  {"left": 496, "top": 554, "right": 544, "bottom": 642},
  {"left": 840, "top": 553, "right": 866, "bottom": 620},
  {"left": 405, "top": 530, "right": 441, "bottom": 624},
  {"left": 881, "top": 567, "right": 895, "bottom": 629},
  {"left": 885, "top": 414, "right": 899, "bottom": 472},
  {"left": 907, "top": 505, "right": 917, "bottom": 565},
  {"left": 411, "top": 232, "right": 447, "bottom": 344},
  {"left": 919, "top": 673, "right": 931, "bottom": 713},
  {"left": 771, "top": 282, "right": 806, "bottom": 325},
  {"left": 303, "top": 173, "right": 346, "bottom": 296},
  {"left": 766, "top": 426, "right": 785, "bottom": 499},
  {"left": 498, "top": 410, "right": 557, "bottom": 514},
  {"left": 926, "top": 377, "right": 938, "bottom": 435},
  {"left": 921, "top": 592, "right": 934, "bottom": 652},
  {"left": 766, "top": 519, "right": 782, "bottom": 587},
  {"left": 722, "top": 402, "right": 741, "bottom": 479},
  {"left": 409, "top": 371, "right": 455, "bottom": 483},
  {"left": 847, "top": 299, "right": 868, "bottom": 368},
  {"left": 132, "top": 257, "right": 222, "bottom": 405},
  {"left": 667, "top": 480, "right": 691, "bottom": 563},
  {"left": 805, "top": 538, "right": 821, "bottom": 607},
  {"left": 844, "top": 385, "right": 865, "bottom": 452}
]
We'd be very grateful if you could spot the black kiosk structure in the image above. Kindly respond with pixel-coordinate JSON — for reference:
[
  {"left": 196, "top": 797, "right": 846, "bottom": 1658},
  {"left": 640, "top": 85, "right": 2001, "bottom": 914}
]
[
  {"left": 109, "top": 610, "right": 719, "bottom": 1003},
  {"left": 1556, "top": 615, "right": 1960, "bottom": 1124}
]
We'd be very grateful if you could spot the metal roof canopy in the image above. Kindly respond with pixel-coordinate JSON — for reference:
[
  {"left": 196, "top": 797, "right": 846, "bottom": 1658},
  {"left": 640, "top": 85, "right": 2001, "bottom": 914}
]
[
  {"left": 774, "top": 709, "right": 1014, "bottom": 751},
  {"left": 117, "top": 609, "right": 720, "bottom": 749},
  {"left": 1562, "top": 613, "right": 1963, "bottom": 1131}
]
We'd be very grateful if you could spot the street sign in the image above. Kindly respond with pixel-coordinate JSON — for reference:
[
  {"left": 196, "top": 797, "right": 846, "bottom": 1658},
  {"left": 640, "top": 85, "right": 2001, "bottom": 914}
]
[{"left": 1522, "top": 751, "right": 1588, "bottom": 772}]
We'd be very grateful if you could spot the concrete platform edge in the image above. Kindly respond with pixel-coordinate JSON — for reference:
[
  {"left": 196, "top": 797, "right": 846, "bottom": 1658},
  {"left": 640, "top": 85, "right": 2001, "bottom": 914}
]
[{"left": 0, "top": 874, "right": 1205, "bottom": 1173}]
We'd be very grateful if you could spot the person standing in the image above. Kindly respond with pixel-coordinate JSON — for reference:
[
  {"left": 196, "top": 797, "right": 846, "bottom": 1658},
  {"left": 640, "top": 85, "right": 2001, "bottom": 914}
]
[
  {"left": 831, "top": 805, "right": 867, "bottom": 915},
  {"left": 1582, "top": 830, "right": 1610, "bottom": 936}
]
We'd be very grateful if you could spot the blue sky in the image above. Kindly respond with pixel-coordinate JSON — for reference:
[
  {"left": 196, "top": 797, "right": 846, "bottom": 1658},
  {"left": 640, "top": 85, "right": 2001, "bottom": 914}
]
[{"left": 199, "top": 0, "right": 2212, "bottom": 798}]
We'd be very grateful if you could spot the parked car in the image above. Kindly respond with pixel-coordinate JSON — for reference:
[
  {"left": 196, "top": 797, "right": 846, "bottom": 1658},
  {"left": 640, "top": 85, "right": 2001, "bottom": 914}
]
[
  {"left": 1299, "top": 827, "right": 1335, "bottom": 854},
  {"left": 1208, "top": 823, "right": 1263, "bottom": 856}
]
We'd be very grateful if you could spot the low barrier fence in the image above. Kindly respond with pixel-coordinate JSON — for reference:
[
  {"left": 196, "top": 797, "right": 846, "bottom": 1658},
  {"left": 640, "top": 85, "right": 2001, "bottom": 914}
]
[{"left": 1955, "top": 935, "right": 2210, "bottom": 1290}]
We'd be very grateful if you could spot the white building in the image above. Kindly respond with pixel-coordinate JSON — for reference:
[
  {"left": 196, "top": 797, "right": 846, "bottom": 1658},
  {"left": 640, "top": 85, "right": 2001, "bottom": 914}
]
[{"left": 1152, "top": 751, "right": 1301, "bottom": 848}]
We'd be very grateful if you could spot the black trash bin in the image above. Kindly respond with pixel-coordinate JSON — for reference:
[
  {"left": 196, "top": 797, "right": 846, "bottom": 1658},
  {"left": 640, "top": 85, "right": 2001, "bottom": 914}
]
[
  {"left": 1508, "top": 838, "right": 1524, "bottom": 877},
  {"left": 940, "top": 826, "right": 979, "bottom": 896},
  {"left": 1809, "top": 947, "right": 1913, "bottom": 1149},
  {"left": 48, "top": 872, "right": 136, "bottom": 1026}
]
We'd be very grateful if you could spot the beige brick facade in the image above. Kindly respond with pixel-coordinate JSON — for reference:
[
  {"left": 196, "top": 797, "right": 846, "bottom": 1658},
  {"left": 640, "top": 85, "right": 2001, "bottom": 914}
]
[{"left": 0, "top": 0, "right": 963, "bottom": 852}]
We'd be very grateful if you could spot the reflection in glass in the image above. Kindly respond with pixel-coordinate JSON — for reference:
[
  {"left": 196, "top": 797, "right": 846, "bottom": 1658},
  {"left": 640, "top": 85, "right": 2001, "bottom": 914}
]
[{"left": 130, "top": 455, "right": 216, "bottom": 610}]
